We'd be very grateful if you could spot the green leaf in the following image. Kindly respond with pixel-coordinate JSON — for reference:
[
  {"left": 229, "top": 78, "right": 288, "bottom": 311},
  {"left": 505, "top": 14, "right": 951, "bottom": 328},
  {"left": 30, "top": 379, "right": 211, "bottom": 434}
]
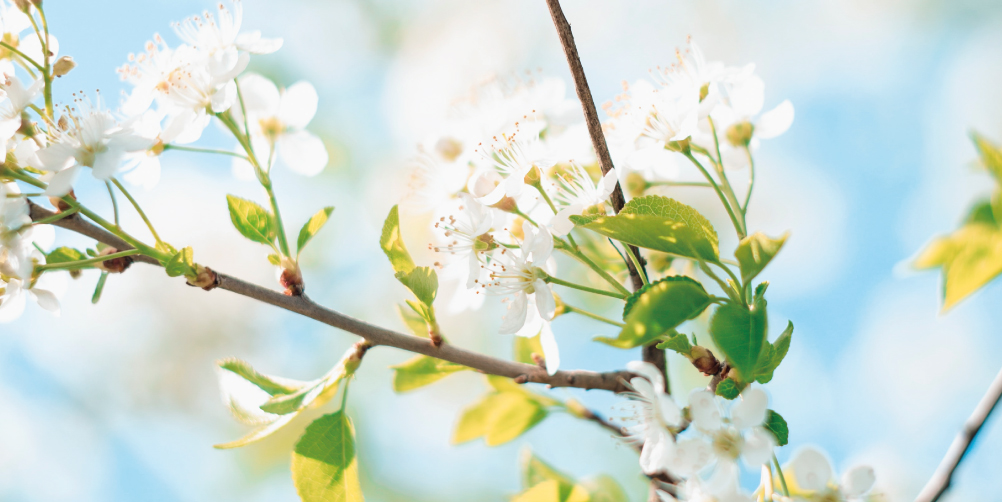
[
  {"left": 164, "top": 246, "right": 194, "bottom": 278},
  {"left": 91, "top": 272, "right": 109, "bottom": 304},
  {"left": 390, "top": 355, "right": 465, "bottom": 392},
  {"left": 763, "top": 409, "right": 789, "bottom": 446},
  {"left": 267, "top": 253, "right": 282, "bottom": 266},
  {"left": 46, "top": 246, "right": 86, "bottom": 265},
  {"left": 715, "top": 378, "right": 742, "bottom": 400},
  {"left": 226, "top": 194, "right": 274, "bottom": 245},
  {"left": 512, "top": 480, "right": 590, "bottom": 502},
  {"left": 218, "top": 358, "right": 307, "bottom": 396},
  {"left": 515, "top": 332, "right": 546, "bottom": 364},
  {"left": 570, "top": 195, "right": 719, "bottom": 261},
  {"left": 452, "top": 392, "right": 547, "bottom": 446},
  {"left": 297, "top": 206, "right": 335, "bottom": 254},
  {"left": 597, "top": 276, "right": 710, "bottom": 349},
  {"left": 292, "top": 411, "right": 364, "bottom": 502},
  {"left": 155, "top": 240, "right": 178, "bottom": 257},
  {"left": 972, "top": 131, "right": 1002, "bottom": 182},
  {"left": 965, "top": 200, "right": 997, "bottom": 226},
  {"left": 735, "top": 232, "right": 789, "bottom": 284},
  {"left": 487, "top": 375, "right": 560, "bottom": 407},
  {"left": 396, "top": 304, "right": 428, "bottom": 338},
  {"left": 523, "top": 451, "right": 575, "bottom": 489},
  {"left": 709, "top": 296, "right": 768, "bottom": 380},
  {"left": 754, "top": 321, "right": 793, "bottom": 384},
  {"left": 940, "top": 225, "right": 1002, "bottom": 310},
  {"left": 379, "top": 205, "right": 415, "bottom": 275},
  {"left": 580, "top": 475, "right": 628, "bottom": 502},
  {"left": 656, "top": 331, "right": 693, "bottom": 357},
  {"left": 395, "top": 266, "right": 438, "bottom": 306}
]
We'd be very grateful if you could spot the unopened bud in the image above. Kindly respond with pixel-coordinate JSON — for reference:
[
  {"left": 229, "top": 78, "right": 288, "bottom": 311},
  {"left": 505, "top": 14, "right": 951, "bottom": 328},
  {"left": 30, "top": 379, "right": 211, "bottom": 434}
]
[
  {"left": 624, "top": 171, "right": 649, "bottom": 198},
  {"left": 12, "top": 0, "right": 30, "bottom": 12},
  {"left": 698, "top": 83, "right": 710, "bottom": 102},
  {"left": 531, "top": 353, "right": 545, "bottom": 368},
  {"left": 689, "top": 345, "right": 721, "bottom": 376},
  {"left": 96, "top": 247, "right": 133, "bottom": 274},
  {"left": 344, "top": 340, "right": 372, "bottom": 375},
  {"left": 434, "top": 137, "right": 463, "bottom": 162},
  {"left": 726, "top": 121, "right": 754, "bottom": 147},
  {"left": 491, "top": 196, "right": 518, "bottom": 213},
  {"left": 57, "top": 115, "right": 68, "bottom": 131},
  {"left": 52, "top": 56, "right": 75, "bottom": 77},
  {"left": 665, "top": 137, "right": 691, "bottom": 154},
  {"left": 278, "top": 257, "right": 304, "bottom": 295},
  {"left": 49, "top": 189, "right": 75, "bottom": 213},
  {"left": 17, "top": 112, "right": 35, "bottom": 138},
  {"left": 523, "top": 165, "right": 542, "bottom": 187},
  {"left": 187, "top": 264, "right": 219, "bottom": 290},
  {"left": 69, "top": 269, "right": 82, "bottom": 279}
]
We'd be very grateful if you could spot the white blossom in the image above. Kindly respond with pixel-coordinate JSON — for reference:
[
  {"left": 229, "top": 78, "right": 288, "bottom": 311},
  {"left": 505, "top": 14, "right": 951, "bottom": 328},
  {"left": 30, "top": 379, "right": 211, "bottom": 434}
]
[
  {"left": 550, "top": 162, "right": 617, "bottom": 236},
  {"left": 700, "top": 73, "right": 794, "bottom": 170},
  {"left": 685, "top": 387, "right": 776, "bottom": 476},
  {"left": 787, "top": 447, "right": 876, "bottom": 500},
  {"left": 0, "top": 74, "right": 42, "bottom": 150},
  {"left": 471, "top": 125, "right": 555, "bottom": 204},
  {"left": 484, "top": 221, "right": 555, "bottom": 334},
  {"left": 429, "top": 192, "right": 494, "bottom": 289},
  {"left": 623, "top": 361, "right": 684, "bottom": 475}
]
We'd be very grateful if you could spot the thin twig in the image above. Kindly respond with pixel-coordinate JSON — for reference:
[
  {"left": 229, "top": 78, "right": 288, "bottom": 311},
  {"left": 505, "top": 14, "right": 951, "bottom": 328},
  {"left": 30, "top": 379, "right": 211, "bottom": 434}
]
[
  {"left": 915, "top": 367, "right": 1002, "bottom": 502},
  {"left": 28, "top": 201, "right": 634, "bottom": 394}
]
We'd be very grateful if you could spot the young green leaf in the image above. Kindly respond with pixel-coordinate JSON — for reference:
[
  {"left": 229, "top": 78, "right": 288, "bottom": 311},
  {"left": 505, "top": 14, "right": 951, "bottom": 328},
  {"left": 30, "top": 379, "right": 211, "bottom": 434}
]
[
  {"left": 390, "top": 355, "right": 465, "bottom": 392},
  {"left": 396, "top": 304, "right": 429, "bottom": 338},
  {"left": 570, "top": 195, "right": 719, "bottom": 261},
  {"left": 972, "top": 131, "right": 1002, "bottom": 182},
  {"left": 297, "top": 206, "right": 335, "bottom": 254},
  {"left": 292, "top": 411, "right": 364, "bottom": 502},
  {"left": 218, "top": 358, "right": 307, "bottom": 396},
  {"left": 380, "top": 205, "right": 415, "bottom": 274},
  {"left": 715, "top": 378, "right": 743, "bottom": 400},
  {"left": 512, "top": 480, "right": 590, "bottom": 502},
  {"left": 763, "top": 409, "right": 789, "bottom": 446},
  {"left": 515, "top": 332, "right": 546, "bottom": 364},
  {"left": 709, "top": 296, "right": 768, "bottom": 381},
  {"left": 916, "top": 222, "right": 1002, "bottom": 310},
  {"left": 734, "top": 232, "right": 789, "bottom": 284},
  {"left": 164, "top": 246, "right": 194, "bottom": 278},
  {"left": 597, "top": 276, "right": 711, "bottom": 349},
  {"left": 656, "top": 331, "right": 694, "bottom": 357},
  {"left": 395, "top": 266, "right": 438, "bottom": 306},
  {"left": 453, "top": 392, "right": 548, "bottom": 446},
  {"left": 754, "top": 321, "right": 793, "bottom": 384},
  {"left": 579, "top": 475, "right": 629, "bottom": 502},
  {"left": 46, "top": 246, "right": 87, "bottom": 265},
  {"left": 226, "top": 194, "right": 275, "bottom": 245},
  {"left": 523, "top": 451, "right": 575, "bottom": 492}
]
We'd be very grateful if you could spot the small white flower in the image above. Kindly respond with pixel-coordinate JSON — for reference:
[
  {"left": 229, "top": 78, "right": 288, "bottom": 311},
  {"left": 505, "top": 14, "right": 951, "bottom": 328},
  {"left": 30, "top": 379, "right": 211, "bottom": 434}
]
[
  {"left": 230, "top": 73, "right": 328, "bottom": 177},
  {"left": 701, "top": 73, "right": 794, "bottom": 170},
  {"left": 0, "top": 182, "right": 33, "bottom": 279},
  {"left": 623, "top": 361, "right": 684, "bottom": 475},
  {"left": 0, "top": 273, "right": 62, "bottom": 322},
  {"left": 171, "top": 0, "right": 283, "bottom": 57},
  {"left": 402, "top": 151, "right": 470, "bottom": 213},
  {"left": 473, "top": 125, "right": 555, "bottom": 204},
  {"left": 0, "top": 74, "right": 42, "bottom": 149},
  {"left": 430, "top": 193, "right": 494, "bottom": 289},
  {"left": 512, "top": 307, "right": 561, "bottom": 375},
  {"left": 550, "top": 163, "right": 617, "bottom": 236},
  {"left": 32, "top": 95, "right": 153, "bottom": 196},
  {"left": 687, "top": 387, "right": 776, "bottom": 472},
  {"left": 485, "top": 221, "right": 555, "bottom": 334},
  {"left": 788, "top": 447, "right": 876, "bottom": 500}
]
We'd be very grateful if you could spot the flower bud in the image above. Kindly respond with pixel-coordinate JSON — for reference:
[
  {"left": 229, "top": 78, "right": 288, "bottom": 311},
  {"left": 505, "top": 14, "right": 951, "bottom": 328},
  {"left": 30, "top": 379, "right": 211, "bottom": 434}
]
[
  {"left": 12, "top": 0, "right": 30, "bottom": 12},
  {"left": 17, "top": 112, "right": 36, "bottom": 138},
  {"left": 689, "top": 345, "right": 721, "bottom": 376},
  {"left": 523, "top": 165, "right": 542, "bottom": 187},
  {"left": 726, "top": 121, "right": 754, "bottom": 147},
  {"left": 57, "top": 115, "right": 69, "bottom": 131},
  {"left": 434, "top": 137, "right": 463, "bottom": 162},
  {"left": 698, "top": 83, "right": 710, "bottom": 102},
  {"left": 278, "top": 257, "right": 304, "bottom": 295},
  {"left": 52, "top": 56, "right": 75, "bottom": 77},
  {"left": 491, "top": 196, "right": 518, "bottom": 213},
  {"left": 96, "top": 247, "right": 133, "bottom": 274},
  {"left": 624, "top": 171, "right": 648, "bottom": 198},
  {"left": 49, "top": 189, "right": 75, "bottom": 213},
  {"left": 343, "top": 340, "right": 373, "bottom": 376},
  {"left": 188, "top": 264, "right": 219, "bottom": 290}
]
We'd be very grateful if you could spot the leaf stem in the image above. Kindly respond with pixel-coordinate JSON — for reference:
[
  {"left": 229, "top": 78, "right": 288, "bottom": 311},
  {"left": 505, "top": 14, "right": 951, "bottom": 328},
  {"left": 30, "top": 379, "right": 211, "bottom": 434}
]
[
  {"left": 684, "top": 152, "right": 745, "bottom": 239},
  {"left": 0, "top": 41, "right": 43, "bottom": 72},
  {"left": 558, "top": 243, "right": 632, "bottom": 296},
  {"left": 543, "top": 272, "right": 627, "bottom": 300},
  {"left": 31, "top": 206, "right": 79, "bottom": 225},
  {"left": 773, "top": 455, "right": 790, "bottom": 497},
  {"left": 626, "top": 245, "right": 649, "bottom": 285},
  {"left": 707, "top": 117, "right": 747, "bottom": 236},
  {"left": 105, "top": 181, "right": 119, "bottom": 227},
  {"left": 563, "top": 304, "right": 625, "bottom": 327},
  {"left": 743, "top": 146, "right": 756, "bottom": 214},
  {"left": 163, "top": 144, "right": 249, "bottom": 160},
  {"left": 36, "top": 249, "right": 141, "bottom": 271},
  {"left": 111, "top": 178, "right": 162, "bottom": 244}
]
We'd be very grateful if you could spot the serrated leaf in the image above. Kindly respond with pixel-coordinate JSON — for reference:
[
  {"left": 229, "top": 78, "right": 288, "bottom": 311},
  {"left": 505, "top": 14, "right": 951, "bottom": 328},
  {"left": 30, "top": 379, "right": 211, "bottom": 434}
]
[
  {"left": 46, "top": 246, "right": 86, "bottom": 265},
  {"left": 390, "top": 355, "right": 465, "bottom": 392},
  {"left": 754, "top": 321, "right": 793, "bottom": 384},
  {"left": 515, "top": 332, "right": 546, "bottom": 364},
  {"left": 218, "top": 358, "right": 307, "bottom": 396},
  {"left": 597, "top": 276, "right": 710, "bottom": 349},
  {"left": 715, "top": 378, "right": 742, "bottom": 399},
  {"left": 380, "top": 205, "right": 414, "bottom": 275},
  {"left": 656, "top": 332, "right": 693, "bottom": 357},
  {"left": 570, "top": 195, "right": 719, "bottom": 261},
  {"left": 297, "top": 206, "right": 335, "bottom": 254},
  {"left": 763, "top": 409, "right": 789, "bottom": 446},
  {"left": 396, "top": 303, "right": 428, "bottom": 338},
  {"left": 709, "top": 296, "right": 768, "bottom": 380},
  {"left": 395, "top": 266, "right": 438, "bottom": 306},
  {"left": 226, "top": 194, "right": 274, "bottom": 245},
  {"left": 292, "top": 411, "right": 364, "bottom": 502},
  {"left": 735, "top": 232, "right": 788, "bottom": 284},
  {"left": 453, "top": 392, "right": 547, "bottom": 446},
  {"left": 972, "top": 131, "right": 1002, "bottom": 182},
  {"left": 165, "top": 246, "right": 194, "bottom": 278}
]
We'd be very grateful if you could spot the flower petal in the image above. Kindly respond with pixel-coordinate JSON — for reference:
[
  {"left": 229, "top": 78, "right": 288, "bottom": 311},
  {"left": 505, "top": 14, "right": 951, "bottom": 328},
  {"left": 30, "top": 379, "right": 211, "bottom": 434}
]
[
  {"left": 626, "top": 361, "right": 666, "bottom": 394},
  {"left": 755, "top": 100, "right": 794, "bottom": 139},
  {"left": 688, "top": 389, "right": 722, "bottom": 431},
  {"left": 539, "top": 322, "right": 560, "bottom": 375},
  {"left": 277, "top": 130, "right": 328, "bottom": 177},
  {"left": 279, "top": 81, "right": 319, "bottom": 130},
  {"left": 237, "top": 73, "right": 280, "bottom": 116},
  {"left": 43, "top": 165, "right": 80, "bottom": 197},
  {"left": 791, "top": 447, "right": 833, "bottom": 492},
  {"left": 499, "top": 291, "right": 529, "bottom": 334},
  {"left": 841, "top": 465, "right": 876, "bottom": 498},
  {"left": 739, "top": 426, "right": 775, "bottom": 467},
  {"left": 532, "top": 280, "right": 555, "bottom": 320},
  {"left": 731, "top": 387, "right": 768, "bottom": 429}
]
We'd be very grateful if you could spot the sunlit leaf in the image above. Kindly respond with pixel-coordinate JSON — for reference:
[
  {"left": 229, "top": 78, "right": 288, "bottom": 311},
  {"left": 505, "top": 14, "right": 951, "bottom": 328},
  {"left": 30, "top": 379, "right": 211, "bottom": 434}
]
[
  {"left": 715, "top": 378, "right": 742, "bottom": 400},
  {"left": 734, "top": 232, "right": 788, "bottom": 284},
  {"left": 597, "top": 276, "right": 710, "bottom": 349},
  {"left": 226, "top": 194, "right": 274, "bottom": 245},
  {"left": 297, "top": 206, "right": 335, "bottom": 254},
  {"left": 292, "top": 411, "right": 364, "bottom": 502},
  {"left": 390, "top": 355, "right": 465, "bottom": 392},
  {"left": 396, "top": 304, "right": 428, "bottom": 338},
  {"left": 753, "top": 321, "right": 793, "bottom": 384},
  {"left": 395, "top": 266, "right": 438, "bottom": 306},
  {"left": 218, "top": 358, "right": 307, "bottom": 396},
  {"left": 515, "top": 332, "right": 546, "bottom": 364},
  {"left": 379, "top": 205, "right": 414, "bottom": 275},
  {"left": 709, "top": 296, "right": 768, "bottom": 381},
  {"left": 513, "top": 480, "right": 590, "bottom": 502},
  {"left": 656, "top": 331, "right": 694, "bottom": 357},
  {"left": 580, "top": 475, "right": 628, "bottom": 502},
  {"left": 972, "top": 131, "right": 1002, "bottom": 182},
  {"left": 453, "top": 392, "right": 547, "bottom": 446},
  {"left": 46, "top": 246, "right": 86, "bottom": 265},
  {"left": 165, "top": 246, "right": 194, "bottom": 278}
]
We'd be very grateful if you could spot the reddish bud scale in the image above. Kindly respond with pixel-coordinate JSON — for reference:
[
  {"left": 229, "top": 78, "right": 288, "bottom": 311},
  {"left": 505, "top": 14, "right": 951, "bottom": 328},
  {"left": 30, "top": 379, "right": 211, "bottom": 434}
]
[
  {"left": 280, "top": 268, "right": 304, "bottom": 296},
  {"left": 188, "top": 265, "right": 220, "bottom": 291}
]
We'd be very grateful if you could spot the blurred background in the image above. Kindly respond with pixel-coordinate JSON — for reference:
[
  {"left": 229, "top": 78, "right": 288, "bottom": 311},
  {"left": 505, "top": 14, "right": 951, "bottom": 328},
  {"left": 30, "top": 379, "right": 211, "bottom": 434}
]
[{"left": 3, "top": 0, "right": 1002, "bottom": 500}]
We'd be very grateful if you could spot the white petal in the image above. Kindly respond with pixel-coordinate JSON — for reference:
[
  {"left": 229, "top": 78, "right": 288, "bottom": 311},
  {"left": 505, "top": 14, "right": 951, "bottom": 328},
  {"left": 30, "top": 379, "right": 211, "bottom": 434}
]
[
  {"left": 626, "top": 361, "right": 666, "bottom": 394},
  {"left": 532, "top": 280, "right": 555, "bottom": 320},
  {"left": 731, "top": 387, "right": 768, "bottom": 429},
  {"left": 538, "top": 323, "right": 560, "bottom": 375},
  {"left": 29, "top": 288, "right": 59, "bottom": 315},
  {"left": 504, "top": 173, "right": 525, "bottom": 198},
  {"left": 639, "top": 427, "right": 674, "bottom": 474},
  {"left": 730, "top": 75, "right": 765, "bottom": 118},
  {"left": 43, "top": 165, "right": 80, "bottom": 197},
  {"left": 658, "top": 396, "right": 681, "bottom": 426},
  {"left": 465, "top": 252, "right": 480, "bottom": 289},
  {"left": 122, "top": 156, "right": 161, "bottom": 190},
  {"left": 231, "top": 154, "right": 257, "bottom": 181},
  {"left": 30, "top": 224, "right": 55, "bottom": 251},
  {"left": 841, "top": 465, "right": 876, "bottom": 498},
  {"left": 235, "top": 32, "right": 283, "bottom": 54},
  {"left": 469, "top": 170, "right": 505, "bottom": 205},
  {"left": 237, "top": 73, "right": 280, "bottom": 116},
  {"left": 277, "top": 130, "right": 328, "bottom": 176},
  {"left": 91, "top": 149, "right": 127, "bottom": 180},
  {"left": 791, "top": 447, "right": 834, "bottom": 492},
  {"left": 550, "top": 205, "right": 580, "bottom": 237},
  {"left": 211, "top": 81, "right": 238, "bottom": 113},
  {"left": 688, "top": 389, "right": 722, "bottom": 431},
  {"left": 755, "top": 100, "right": 794, "bottom": 139},
  {"left": 499, "top": 291, "right": 529, "bottom": 334},
  {"left": 527, "top": 224, "right": 553, "bottom": 263},
  {"left": 35, "top": 143, "right": 76, "bottom": 172},
  {"left": 740, "top": 427, "right": 775, "bottom": 467},
  {"left": 279, "top": 81, "right": 318, "bottom": 130},
  {"left": 599, "top": 168, "right": 619, "bottom": 199},
  {"left": 20, "top": 34, "right": 58, "bottom": 63},
  {"left": 164, "top": 109, "right": 210, "bottom": 144},
  {"left": 630, "top": 377, "right": 657, "bottom": 402},
  {"left": 667, "top": 438, "right": 713, "bottom": 477}
]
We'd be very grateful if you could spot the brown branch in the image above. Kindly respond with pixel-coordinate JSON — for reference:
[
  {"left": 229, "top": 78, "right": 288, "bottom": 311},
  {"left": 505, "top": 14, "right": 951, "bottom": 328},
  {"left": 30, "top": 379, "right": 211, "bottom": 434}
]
[
  {"left": 915, "top": 366, "right": 1002, "bottom": 502},
  {"left": 28, "top": 201, "right": 633, "bottom": 394},
  {"left": 543, "top": 0, "right": 665, "bottom": 400}
]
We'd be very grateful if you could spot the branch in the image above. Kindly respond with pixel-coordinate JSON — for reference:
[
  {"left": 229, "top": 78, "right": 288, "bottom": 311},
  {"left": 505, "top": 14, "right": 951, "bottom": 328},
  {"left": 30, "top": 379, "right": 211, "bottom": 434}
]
[
  {"left": 28, "top": 202, "right": 633, "bottom": 394},
  {"left": 915, "top": 366, "right": 1002, "bottom": 502}
]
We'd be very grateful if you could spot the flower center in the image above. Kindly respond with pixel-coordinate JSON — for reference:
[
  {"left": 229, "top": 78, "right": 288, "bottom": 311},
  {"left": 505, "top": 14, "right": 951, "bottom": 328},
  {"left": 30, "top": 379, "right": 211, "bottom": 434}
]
[{"left": 711, "top": 428, "right": 744, "bottom": 461}]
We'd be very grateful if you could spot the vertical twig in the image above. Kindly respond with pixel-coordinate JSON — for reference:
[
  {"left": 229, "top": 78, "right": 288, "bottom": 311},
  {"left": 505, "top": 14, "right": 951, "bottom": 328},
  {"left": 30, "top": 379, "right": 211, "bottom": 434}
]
[{"left": 915, "top": 367, "right": 1002, "bottom": 502}]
